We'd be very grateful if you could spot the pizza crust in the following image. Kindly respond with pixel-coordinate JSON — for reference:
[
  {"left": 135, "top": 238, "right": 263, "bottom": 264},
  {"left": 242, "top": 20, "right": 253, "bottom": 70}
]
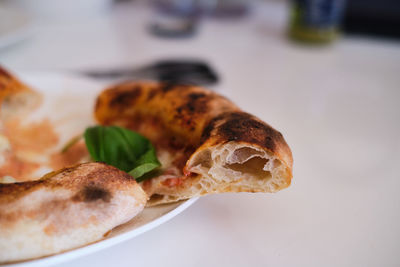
[
  {"left": 95, "top": 82, "right": 293, "bottom": 205},
  {"left": 0, "top": 66, "right": 41, "bottom": 121},
  {"left": 0, "top": 162, "right": 147, "bottom": 263}
]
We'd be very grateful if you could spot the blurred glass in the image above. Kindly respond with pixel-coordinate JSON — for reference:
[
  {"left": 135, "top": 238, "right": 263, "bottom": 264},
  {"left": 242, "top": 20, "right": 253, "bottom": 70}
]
[{"left": 289, "top": 0, "right": 346, "bottom": 44}]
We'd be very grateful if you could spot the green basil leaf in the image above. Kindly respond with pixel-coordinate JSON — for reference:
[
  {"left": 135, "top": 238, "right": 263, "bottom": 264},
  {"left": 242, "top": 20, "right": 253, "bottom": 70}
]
[
  {"left": 84, "top": 126, "right": 161, "bottom": 181},
  {"left": 84, "top": 126, "right": 105, "bottom": 162},
  {"left": 129, "top": 146, "right": 160, "bottom": 181},
  {"left": 129, "top": 163, "right": 160, "bottom": 182}
]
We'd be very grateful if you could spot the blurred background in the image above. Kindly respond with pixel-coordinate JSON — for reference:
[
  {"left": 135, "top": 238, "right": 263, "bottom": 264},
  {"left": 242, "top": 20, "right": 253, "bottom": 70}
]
[
  {"left": 1, "top": 0, "right": 399, "bottom": 70},
  {"left": 0, "top": 0, "right": 399, "bottom": 266}
]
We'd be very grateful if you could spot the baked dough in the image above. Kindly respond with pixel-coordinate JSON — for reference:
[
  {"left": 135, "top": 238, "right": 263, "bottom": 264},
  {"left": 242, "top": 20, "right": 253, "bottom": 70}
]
[
  {"left": 0, "top": 66, "right": 41, "bottom": 120},
  {"left": 0, "top": 162, "right": 147, "bottom": 263},
  {"left": 95, "top": 82, "right": 293, "bottom": 205}
]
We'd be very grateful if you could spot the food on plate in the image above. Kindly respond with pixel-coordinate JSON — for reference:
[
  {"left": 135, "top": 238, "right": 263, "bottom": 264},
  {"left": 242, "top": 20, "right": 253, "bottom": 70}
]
[
  {"left": 95, "top": 81, "right": 293, "bottom": 205},
  {"left": 0, "top": 66, "right": 41, "bottom": 121},
  {"left": 0, "top": 67, "right": 89, "bottom": 182},
  {"left": 0, "top": 67, "right": 149, "bottom": 263},
  {"left": 0, "top": 66, "right": 53, "bottom": 182},
  {"left": 84, "top": 125, "right": 161, "bottom": 180},
  {"left": 0, "top": 162, "right": 147, "bottom": 263},
  {"left": 0, "top": 66, "right": 293, "bottom": 263}
]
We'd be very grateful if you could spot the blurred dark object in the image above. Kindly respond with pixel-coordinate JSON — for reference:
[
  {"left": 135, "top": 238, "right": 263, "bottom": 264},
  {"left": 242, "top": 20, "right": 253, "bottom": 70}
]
[
  {"left": 289, "top": 0, "right": 346, "bottom": 44},
  {"left": 83, "top": 59, "right": 219, "bottom": 86},
  {"left": 152, "top": 0, "right": 249, "bottom": 18},
  {"left": 342, "top": 0, "right": 400, "bottom": 39},
  {"left": 149, "top": 15, "right": 197, "bottom": 38}
]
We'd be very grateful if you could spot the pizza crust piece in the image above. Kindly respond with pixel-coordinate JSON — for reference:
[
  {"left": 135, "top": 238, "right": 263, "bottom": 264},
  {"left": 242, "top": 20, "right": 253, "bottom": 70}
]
[
  {"left": 95, "top": 82, "right": 293, "bottom": 205},
  {"left": 0, "top": 162, "right": 147, "bottom": 263}
]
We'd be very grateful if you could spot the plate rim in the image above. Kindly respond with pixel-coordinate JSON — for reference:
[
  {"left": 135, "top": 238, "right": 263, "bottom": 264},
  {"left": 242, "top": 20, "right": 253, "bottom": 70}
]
[{"left": 4, "top": 197, "right": 199, "bottom": 267}]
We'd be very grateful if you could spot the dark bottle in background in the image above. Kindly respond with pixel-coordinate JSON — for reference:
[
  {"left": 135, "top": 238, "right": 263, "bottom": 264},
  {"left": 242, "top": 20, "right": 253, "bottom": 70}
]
[{"left": 342, "top": 0, "right": 400, "bottom": 39}]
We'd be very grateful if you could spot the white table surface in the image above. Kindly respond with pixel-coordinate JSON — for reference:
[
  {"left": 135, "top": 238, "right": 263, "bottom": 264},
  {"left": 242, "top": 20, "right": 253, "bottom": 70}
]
[{"left": 1, "top": 1, "right": 400, "bottom": 266}]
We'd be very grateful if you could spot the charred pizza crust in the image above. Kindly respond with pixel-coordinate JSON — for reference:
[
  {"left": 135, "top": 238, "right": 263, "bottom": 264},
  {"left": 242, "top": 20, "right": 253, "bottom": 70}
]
[
  {"left": 95, "top": 82, "right": 293, "bottom": 205},
  {"left": 0, "top": 162, "right": 147, "bottom": 263}
]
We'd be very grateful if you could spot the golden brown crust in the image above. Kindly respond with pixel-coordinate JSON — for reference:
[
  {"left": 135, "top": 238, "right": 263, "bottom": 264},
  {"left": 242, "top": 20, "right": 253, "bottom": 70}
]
[
  {"left": 0, "top": 162, "right": 135, "bottom": 206},
  {"left": 95, "top": 81, "right": 293, "bottom": 203},
  {"left": 0, "top": 65, "right": 41, "bottom": 119},
  {"left": 0, "top": 66, "right": 17, "bottom": 102},
  {"left": 95, "top": 81, "right": 292, "bottom": 170},
  {"left": 200, "top": 111, "right": 293, "bottom": 173},
  {"left": 95, "top": 82, "right": 238, "bottom": 146},
  {"left": 0, "top": 162, "right": 147, "bottom": 262},
  {"left": 0, "top": 66, "right": 34, "bottom": 104}
]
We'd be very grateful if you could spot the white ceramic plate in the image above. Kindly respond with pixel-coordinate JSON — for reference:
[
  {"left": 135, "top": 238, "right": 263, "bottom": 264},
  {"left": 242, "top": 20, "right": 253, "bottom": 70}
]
[
  {"left": 2, "top": 72, "right": 198, "bottom": 267},
  {"left": 0, "top": 6, "right": 34, "bottom": 50}
]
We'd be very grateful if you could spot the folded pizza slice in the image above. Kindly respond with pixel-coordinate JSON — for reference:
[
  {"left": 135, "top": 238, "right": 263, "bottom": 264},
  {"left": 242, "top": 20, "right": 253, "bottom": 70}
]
[
  {"left": 95, "top": 82, "right": 293, "bottom": 205},
  {"left": 0, "top": 162, "right": 147, "bottom": 263}
]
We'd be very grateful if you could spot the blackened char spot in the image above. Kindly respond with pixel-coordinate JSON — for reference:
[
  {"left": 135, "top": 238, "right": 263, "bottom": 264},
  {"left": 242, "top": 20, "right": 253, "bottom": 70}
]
[
  {"left": 200, "top": 115, "right": 217, "bottom": 143},
  {"left": 0, "top": 67, "right": 11, "bottom": 79},
  {"left": 72, "top": 186, "right": 111, "bottom": 203},
  {"left": 201, "top": 112, "right": 282, "bottom": 152},
  {"left": 172, "top": 92, "right": 211, "bottom": 131},
  {"left": 176, "top": 92, "right": 209, "bottom": 116},
  {"left": 188, "top": 92, "right": 206, "bottom": 101},
  {"left": 160, "top": 82, "right": 191, "bottom": 93},
  {"left": 147, "top": 88, "right": 157, "bottom": 100},
  {"left": 109, "top": 87, "right": 142, "bottom": 109},
  {"left": 185, "top": 93, "right": 208, "bottom": 113},
  {"left": 160, "top": 82, "right": 177, "bottom": 93}
]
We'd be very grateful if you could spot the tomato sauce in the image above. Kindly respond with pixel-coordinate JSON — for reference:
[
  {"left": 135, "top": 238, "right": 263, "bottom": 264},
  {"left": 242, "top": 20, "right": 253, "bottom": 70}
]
[
  {"left": 49, "top": 141, "right": 88, "bottom": 170},
  {"left": 0, "top": 118, "right": 89, "bottom": 181},
  {"left": 4, "top": 119, "right": 58, "bottom": 153}
]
